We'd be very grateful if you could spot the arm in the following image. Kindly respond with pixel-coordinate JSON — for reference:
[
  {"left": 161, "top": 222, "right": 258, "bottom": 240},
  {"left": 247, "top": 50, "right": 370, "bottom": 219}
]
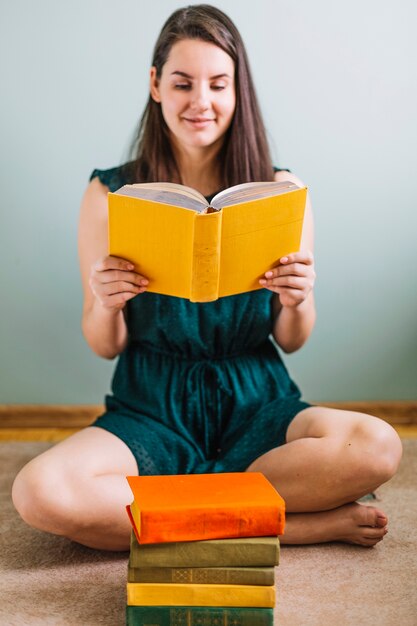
[
  {"left": 259, "top": 171, "right": 316, "bottom": 353},
  {"left": 78, "top": 177, "right": 149, "bottom": 359}
]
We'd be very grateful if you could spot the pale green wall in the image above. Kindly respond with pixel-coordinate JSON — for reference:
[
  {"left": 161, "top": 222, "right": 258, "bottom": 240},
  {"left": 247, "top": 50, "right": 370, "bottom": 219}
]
[{"left": 1, "top": 1, "right": 416, "bottom": 404}]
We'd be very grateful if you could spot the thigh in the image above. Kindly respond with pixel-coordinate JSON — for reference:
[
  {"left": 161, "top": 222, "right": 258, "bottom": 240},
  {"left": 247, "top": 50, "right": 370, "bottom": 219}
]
[
  {"left": 286, "top": 405, "right": 398, "bottom": 444},
  {"left": 23, "top": 426, "right": 139, "bottom": 478}
]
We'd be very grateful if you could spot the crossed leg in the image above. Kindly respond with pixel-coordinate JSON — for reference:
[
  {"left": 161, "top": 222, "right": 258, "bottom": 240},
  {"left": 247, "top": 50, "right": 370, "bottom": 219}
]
[
  {"left": 12, "top": 407, "right": 402, "bottom": 551},
  {"left": 12, "top": 427, "right": 138, "bottom": 551},
  {"left": 246, "top": 406, "right": 403, "bottom": 546}
]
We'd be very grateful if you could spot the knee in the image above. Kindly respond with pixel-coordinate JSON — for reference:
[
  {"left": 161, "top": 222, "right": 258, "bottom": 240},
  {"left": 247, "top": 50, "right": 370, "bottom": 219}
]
[
  {"left": 353, "top": 418, "right": 402, "bottom": 485},
  {"left": 12, "top": 458, "right": 77, "bottom": 536}
]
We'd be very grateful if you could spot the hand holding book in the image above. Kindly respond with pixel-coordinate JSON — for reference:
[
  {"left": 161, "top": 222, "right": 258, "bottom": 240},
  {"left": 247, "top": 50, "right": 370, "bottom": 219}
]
[
  {"left": 259, "top": 249, "right": 316, "bottom": 308},
  {"left": 89, "top": 255, "right": 149, "bottom": 310}
]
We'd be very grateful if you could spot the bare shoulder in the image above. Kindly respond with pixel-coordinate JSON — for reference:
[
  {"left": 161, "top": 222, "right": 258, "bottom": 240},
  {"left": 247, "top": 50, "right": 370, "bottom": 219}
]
[
  {"left": 274, "top": 169, "right": 307, "bottom": 188},
  {"left": 79, "top": 176, "right": 109, "bottom": 220}
]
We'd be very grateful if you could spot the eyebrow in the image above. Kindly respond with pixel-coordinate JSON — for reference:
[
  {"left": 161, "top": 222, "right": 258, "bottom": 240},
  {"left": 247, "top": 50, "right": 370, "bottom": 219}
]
[{"left": 171, "top": 71, "right": 231, "bottom": 80}]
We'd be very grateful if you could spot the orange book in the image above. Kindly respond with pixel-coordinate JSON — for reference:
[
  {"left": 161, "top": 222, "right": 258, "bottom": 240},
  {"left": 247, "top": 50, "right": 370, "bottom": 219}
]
[{"left": 126, "top": 472, "right": 285, "bottom": 544}]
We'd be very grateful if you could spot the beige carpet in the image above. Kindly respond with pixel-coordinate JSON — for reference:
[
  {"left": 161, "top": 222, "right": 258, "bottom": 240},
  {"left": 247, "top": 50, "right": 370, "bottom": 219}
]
[{"left": 0, "top": 440, "right": 416, "bottom": 626}]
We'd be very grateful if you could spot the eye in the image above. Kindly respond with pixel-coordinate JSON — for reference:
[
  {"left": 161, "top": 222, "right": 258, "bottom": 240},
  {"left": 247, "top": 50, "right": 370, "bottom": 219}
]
[
  {"left": 211, "top": 85, "right": 226, "bottom": 91},
  {"left": 174, "top": 83, "right": 191, "bottom": 90}
]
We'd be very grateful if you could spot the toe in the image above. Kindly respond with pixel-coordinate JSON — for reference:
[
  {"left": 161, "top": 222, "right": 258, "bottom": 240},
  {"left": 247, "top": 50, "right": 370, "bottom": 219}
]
[
  {"left": 358, "top": 505, "right": 388, "bottom": 528},
  {"left": 362, "top": 526, "right": 387, "bottom": 540},
  {"left": 375, "top": 514, "right": 388, "bottom": 528},
  {"left": 360, "top": 535, "right": 384, "bottom": 547}
]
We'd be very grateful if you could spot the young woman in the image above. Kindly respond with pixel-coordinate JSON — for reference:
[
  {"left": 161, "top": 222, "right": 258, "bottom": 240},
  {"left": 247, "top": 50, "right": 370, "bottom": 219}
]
[{"left": 12, "top": 5, "right": 402, "bottom": 551}]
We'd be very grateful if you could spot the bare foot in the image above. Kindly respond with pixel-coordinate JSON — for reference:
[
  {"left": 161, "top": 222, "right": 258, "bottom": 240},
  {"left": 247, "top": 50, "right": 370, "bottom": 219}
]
[{"left": 280, "top": 502, "right": 388, "bottom": 547}]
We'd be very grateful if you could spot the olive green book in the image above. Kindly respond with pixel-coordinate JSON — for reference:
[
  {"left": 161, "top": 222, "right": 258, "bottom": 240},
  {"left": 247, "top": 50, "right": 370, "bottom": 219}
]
[
  {"left": 126, "top": 605, "right": 274, "bottom": 626},
  {"left": 129, "top": 532, "right": 280, "bottom": 568},
  {"left": 127, "top": 563, "right": 275, "bottom": 585}
]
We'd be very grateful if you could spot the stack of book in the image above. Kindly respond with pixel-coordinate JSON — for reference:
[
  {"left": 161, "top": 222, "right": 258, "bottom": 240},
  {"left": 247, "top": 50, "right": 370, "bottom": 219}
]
[{"left": 125, "top": 472, "right": 285, "bottom": 626}]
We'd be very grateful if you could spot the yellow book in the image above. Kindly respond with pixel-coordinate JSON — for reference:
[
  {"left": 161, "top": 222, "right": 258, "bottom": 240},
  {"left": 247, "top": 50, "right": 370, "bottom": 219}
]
[
  {"left": 108, "top": 180, "right": 307, "bottom": 302},
  {"left": 126, "top": 582, "right": 275, "bottom": 608}
]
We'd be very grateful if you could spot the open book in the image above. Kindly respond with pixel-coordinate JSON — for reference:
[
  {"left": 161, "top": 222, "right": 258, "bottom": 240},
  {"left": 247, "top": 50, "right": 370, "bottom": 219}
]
[{"left": 108, "top": 180, "right": 307, "bottom": 302}]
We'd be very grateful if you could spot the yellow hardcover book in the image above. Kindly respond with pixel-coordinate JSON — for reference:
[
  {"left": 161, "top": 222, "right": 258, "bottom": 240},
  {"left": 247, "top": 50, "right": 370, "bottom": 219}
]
[
  {"left": 108, "top": 180, "right": 307, "bottom": 302},
  {"left": 126, "top": 582, "right": 275, "bottom": 608}
]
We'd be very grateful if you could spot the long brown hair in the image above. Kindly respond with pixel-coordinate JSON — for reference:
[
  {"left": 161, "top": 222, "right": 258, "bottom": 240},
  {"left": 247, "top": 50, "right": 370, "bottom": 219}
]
[{"left": 129, "top": 4, "right": 274, "bottom": 187}]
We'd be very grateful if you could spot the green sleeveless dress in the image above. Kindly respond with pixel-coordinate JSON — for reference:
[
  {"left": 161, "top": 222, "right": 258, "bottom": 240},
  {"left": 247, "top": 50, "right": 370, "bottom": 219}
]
[{"left": 90, "top": 164, "right": 310, "bottom": 475}]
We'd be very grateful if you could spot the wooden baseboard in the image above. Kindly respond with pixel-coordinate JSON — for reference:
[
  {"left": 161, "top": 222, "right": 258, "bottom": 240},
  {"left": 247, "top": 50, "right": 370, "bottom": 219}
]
[
  {"left": 0, "top": 401, "right": 417, "bottom": 428},
  {"left": 0, "top": 405, "right": 104, "bottom": 428}
]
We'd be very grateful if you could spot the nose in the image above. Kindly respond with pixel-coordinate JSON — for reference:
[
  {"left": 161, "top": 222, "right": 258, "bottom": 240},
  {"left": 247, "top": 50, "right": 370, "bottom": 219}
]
[{"left": 190, "top": 83, "right": 210, "bottom": 111}]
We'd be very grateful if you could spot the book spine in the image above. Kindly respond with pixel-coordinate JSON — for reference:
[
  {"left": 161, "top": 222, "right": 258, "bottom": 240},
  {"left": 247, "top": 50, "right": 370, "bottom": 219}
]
[
  {"left": 126, "top": 605, "right": 274, "bottom": 626},
  {"left": 129, "top": 536, "right": 280, "bottom": 568},
  {"left": 190, "top": 212, "right": 222, "bottom": 302},
  {"left": 139, "top": 504, "right": 283, "bottom": 543},
  {"left": 126, "top": 583, "right": 275, "bottom": 608},
  {"left": 127, "top": 565, "right": 275, "bottom": 586}
]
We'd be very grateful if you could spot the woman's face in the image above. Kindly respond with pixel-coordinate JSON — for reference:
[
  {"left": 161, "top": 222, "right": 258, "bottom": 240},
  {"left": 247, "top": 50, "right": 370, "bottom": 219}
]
[{"left": 150, "top": 39, "right": 236, "bottom": 152}]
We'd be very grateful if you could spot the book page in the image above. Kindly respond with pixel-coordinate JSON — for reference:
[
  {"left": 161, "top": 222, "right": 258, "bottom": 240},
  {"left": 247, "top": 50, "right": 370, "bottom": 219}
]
[
  {"left": 115, "top": 183, "right": 208, "bottom": 212},
  {"left": 211, "top": 181, "right": 299, "bottom": 209}
]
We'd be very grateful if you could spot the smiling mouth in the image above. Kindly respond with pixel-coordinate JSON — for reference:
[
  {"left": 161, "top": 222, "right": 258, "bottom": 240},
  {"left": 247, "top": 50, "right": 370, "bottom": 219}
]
[{"left": 183, "top": 117, "right": 215, "bottom": 123}]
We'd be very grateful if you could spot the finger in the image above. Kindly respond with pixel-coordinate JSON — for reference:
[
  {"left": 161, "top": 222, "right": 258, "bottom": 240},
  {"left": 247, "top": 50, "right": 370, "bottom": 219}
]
[
  {"left": 260, "top": 282, "right": 300, "bottom": 296},
  {"left": 260, "top": 276, "right": 306, "bottom": 289},
  {"left": 98, "top": 270, "right": 149, "bottom": 287},
  {"left": 274, "top": 276, "right": 306, "bottom": 289},
  {"left": 264, "top": 263, "right": 312, "bottom": 279},
  {"left": 280, "top": 250, "right": 314, "bottom": 266},
  {"left": 261, "top": 285, "right": 307, "bottom": 307},
  {"left": 93, "top": 256, "right": 135, "bottom": 273},
  {"left": 104, "top": 280, "right": 147, "bottom": 296},
  {"left": 104, "top": 291, "right": 141, "bottom": 308}
]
